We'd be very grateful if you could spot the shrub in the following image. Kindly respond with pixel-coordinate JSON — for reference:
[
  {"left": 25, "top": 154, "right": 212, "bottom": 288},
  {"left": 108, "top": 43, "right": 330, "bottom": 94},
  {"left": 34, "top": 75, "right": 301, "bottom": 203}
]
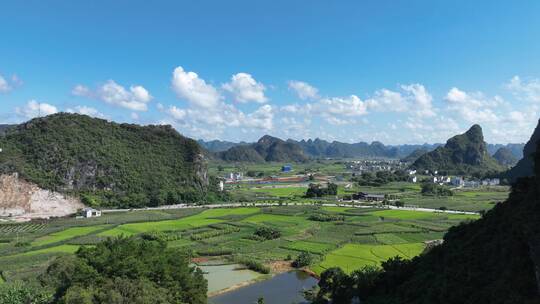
[
  {"left": 292, "top": 251, "right": 313, "bottom": 268},
  {"left": 254, "top": 226, "right": 281, "bottom": 240}
]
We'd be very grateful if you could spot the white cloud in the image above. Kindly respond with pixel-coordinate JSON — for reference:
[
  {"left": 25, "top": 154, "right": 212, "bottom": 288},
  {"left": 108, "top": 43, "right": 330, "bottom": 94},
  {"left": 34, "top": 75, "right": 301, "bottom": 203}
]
[
  {"left": 72, "top": 80, "right": 153, "bottom": 111},
  {"left": 506, "top": 75, "right": 540, "bottom": 103},
  {"left": 365, "top": 84, "right": 435, "bottom": 117},
  {"left": 130, "top": 112, "right": 139, "bottom": 120},
  {"left": 72, "top": 84, "right": 90, "bottom": 97},
  {"left": 171, "top": 66, "right": 221, "bottom": 108},
  {"left": 318, "top": 95, "right": 368, "bottom": 117},
  {"left": 401, "top": 84, "right": 435, "bottom": 117},
  {"left": 16, "top": 100, "right": 58, "bottom": 118},
  {"left": 223, "top": 73, "right": 267, "bottom": 103},
  {"left": 167, "top": 106, "right": 187, "bottom": 120},
  {"left": 66, "top": 105, "right": 105, "bottom": 118},
  {"left": 288, "top": 80, "right": 319, "bottom": 100},
  {"left": 444, "top": 87, "right": 502, "bottom": 123},
  {"left": 0, "top": 74, "right": 11, "bottom": 93}
]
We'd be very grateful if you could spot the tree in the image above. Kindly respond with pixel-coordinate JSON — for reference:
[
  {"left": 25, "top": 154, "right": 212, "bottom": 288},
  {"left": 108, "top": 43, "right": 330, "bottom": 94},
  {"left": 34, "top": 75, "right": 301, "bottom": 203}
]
[
  {"left": 0, "top": 281, "right": 51, "bottom": 304},
  {"left": 40, "top": 237, "right": 207, "bottom": 304},
  {"left": 292, "top": 252, "right": 314, "bottom": 268}
]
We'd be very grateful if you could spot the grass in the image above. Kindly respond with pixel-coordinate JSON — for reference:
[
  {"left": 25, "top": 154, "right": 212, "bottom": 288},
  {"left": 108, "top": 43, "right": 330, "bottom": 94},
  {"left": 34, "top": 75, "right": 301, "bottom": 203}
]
[
  {"left": 99, "top": 208, "right": 260, "bottom": 236},
  {"left": 282, "top": 240, "right": 336, "bottom": 254},
  {"left": 313, "top": 243, "right": 425, "bottom": 274},
  {"left": 17, "top": 244, "right": 82, "bottom": 257},
  {"left": 32, "top": 225, "right": 110, "bottom": 246}
]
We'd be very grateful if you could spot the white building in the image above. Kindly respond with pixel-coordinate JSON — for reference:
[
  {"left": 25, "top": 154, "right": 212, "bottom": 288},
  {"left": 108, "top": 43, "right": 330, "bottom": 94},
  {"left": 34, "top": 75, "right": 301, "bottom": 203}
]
[
  {"left": 219, "top": 180, "right": 224, "bottom": 191},
  {"left": 81, "top": 208, "right": 101, "bottom": 218},
  {"left": 410, "top": 176, "right": 417, "bottom": 183},
  {"left": 408, "top": 170, "right": 417, "bottom": 175}
]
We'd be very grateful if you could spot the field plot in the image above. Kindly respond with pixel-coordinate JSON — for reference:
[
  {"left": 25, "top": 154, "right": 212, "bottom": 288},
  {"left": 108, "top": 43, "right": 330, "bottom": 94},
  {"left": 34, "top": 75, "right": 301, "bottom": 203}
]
[
  {"left": 99, "top": 208, "right": 259, "bottom": 236},
  {"left": 282, "top": 240, "right": 336, "bottom": 254},
  {"left": 313, "top": 243, "right": 425, "bottom": 274},
  {"left": 32, "top": 225, "right": 110, "bottom": 246}
]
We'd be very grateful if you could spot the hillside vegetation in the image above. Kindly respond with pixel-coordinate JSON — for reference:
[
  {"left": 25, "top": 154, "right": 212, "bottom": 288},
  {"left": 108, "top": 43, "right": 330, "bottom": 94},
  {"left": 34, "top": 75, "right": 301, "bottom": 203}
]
[
  {"left": 504, "top": 119, "right": 540, "bottom": 182},
  {"left": 0, "top": 113, "right": 223, "bottom": 208},
  {"left": 411, "top": 125, "right": 504, "bottom": 176}
]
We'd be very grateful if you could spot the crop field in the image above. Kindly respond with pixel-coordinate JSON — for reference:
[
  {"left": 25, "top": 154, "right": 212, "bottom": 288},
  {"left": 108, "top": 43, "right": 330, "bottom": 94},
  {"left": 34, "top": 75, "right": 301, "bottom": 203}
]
[
  {"left": 0, "top": 202, "right": 483, "bottom": 283},
  {"left": 313, "top": 243, "right": 425, "bottom": 274},
  {"left": 32, "top": 225, "right": 110, "bottom": 246}
]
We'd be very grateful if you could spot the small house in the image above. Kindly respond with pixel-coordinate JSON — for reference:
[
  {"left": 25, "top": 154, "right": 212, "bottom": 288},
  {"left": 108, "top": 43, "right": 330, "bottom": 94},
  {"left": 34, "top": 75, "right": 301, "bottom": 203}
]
[
  {"left": 81, "top": 207, "right": 102, "bottom": 218},
  {"left": 352, "top": 192, "right": 385, "bottom": 201}
]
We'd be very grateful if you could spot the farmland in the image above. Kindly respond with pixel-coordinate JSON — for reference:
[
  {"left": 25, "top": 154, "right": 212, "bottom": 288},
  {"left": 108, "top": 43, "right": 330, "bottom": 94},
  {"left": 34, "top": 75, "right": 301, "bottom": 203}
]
[{"left": 0, "top": 203, "right": 481, "bottom": 288}]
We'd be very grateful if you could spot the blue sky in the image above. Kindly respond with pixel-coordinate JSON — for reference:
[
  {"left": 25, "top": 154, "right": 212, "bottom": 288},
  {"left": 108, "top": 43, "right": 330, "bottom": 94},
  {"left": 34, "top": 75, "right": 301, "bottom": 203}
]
[{"left": 1, "top": 1, "right": 540, "bottom": 144}]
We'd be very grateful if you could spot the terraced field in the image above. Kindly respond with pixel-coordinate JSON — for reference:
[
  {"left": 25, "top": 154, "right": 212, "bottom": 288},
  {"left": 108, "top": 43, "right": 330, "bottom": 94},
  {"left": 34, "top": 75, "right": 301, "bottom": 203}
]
[{"left": 0, "top": 204, "right": 480, "bottom": 284}]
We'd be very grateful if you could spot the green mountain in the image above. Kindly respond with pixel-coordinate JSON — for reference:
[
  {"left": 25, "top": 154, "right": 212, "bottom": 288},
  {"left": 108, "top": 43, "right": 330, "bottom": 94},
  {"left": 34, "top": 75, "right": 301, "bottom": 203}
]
[
  {"left": 493, "top": 147, "right": 518, "bottom": 166},
  {"left": 0, "top": 113, "right": 222, "bottom": 208},
  {"left": 410, "top": 125, "right": 504, "bottom": 175},
  {"left": 401, "top": 148, "right": 429, "bottom": 163},
  {"left": 504, "top": 119, "right": 540, "bottom": 183},
  {"left": 218, "top": 135, "right": 308, "bottom": 162}
]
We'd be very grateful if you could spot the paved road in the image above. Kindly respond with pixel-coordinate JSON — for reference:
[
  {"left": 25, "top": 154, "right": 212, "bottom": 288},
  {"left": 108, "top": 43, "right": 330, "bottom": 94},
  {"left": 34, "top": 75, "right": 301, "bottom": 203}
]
[{"left": 101, "top": 201, "right": 479, "bottom": 215}]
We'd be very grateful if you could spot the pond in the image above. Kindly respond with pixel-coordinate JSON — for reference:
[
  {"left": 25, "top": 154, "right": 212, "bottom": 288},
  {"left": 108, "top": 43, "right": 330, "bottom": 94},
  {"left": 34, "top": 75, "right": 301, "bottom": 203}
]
[
  {"left": 209, "top": 270, "right": 318, "bottom": 304},
  {"left": 200, "top": 263, "right": 261, "bottom": 294}
]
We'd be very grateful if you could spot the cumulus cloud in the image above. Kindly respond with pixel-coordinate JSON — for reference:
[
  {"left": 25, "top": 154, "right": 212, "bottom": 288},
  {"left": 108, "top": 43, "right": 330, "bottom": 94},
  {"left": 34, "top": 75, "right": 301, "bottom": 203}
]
[
  {"left": 66, "top": 105, "right": 105, "bottom": 118},
  {"left": 171, "top": 66, "right": 221, "bottom": 108},
  {"left": 444, "top": 87, "right": 503, "bottom": 123},
  {"left": 506, "top": 75, "right": 540, "bottom": 103},
  {"left": 318, "top": 95, "right": 368, "bottom": 117},
  {"left": 72, "top": 80, "right": 152, "bottom": 111},
  {"left": 223, "top": 73, "right": 267, "bottom": 103},
  {"left": 16, "top": 100, "right": 58, "bottom": 118},
  {"left": 365, "top": 84, "right": 435, "bottom": 117},
  {"left": 288, "top": 80, "right": 319, "bottom": 100}
]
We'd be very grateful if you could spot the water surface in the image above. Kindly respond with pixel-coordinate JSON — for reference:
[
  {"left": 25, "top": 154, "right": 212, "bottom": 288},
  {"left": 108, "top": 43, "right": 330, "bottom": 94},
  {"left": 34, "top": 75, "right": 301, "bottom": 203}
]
[{"left": 209, "top": 271, "right": 318, "bottom": 304}]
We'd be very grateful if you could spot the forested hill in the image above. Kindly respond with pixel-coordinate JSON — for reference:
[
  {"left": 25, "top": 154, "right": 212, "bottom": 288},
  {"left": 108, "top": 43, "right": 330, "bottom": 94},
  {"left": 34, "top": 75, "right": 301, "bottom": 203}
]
[
  {"left": 314, "top": 128, "right": 540, "bottom": 304},
  {"left": 410, "top": 125, "right": 504, "bottom": 175},
  {"left": 0, "top": 113, "right": 222, "bottom": 208},
  {"left": 504, "top": 119, "right": 540, "bottom": 183},
  {"left": 218, "top": 135, "right": 308, "bottom": 162}
]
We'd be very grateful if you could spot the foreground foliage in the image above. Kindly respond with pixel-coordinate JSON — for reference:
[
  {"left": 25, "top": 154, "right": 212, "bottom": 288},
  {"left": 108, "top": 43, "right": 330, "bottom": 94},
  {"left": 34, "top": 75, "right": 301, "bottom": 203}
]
[{"left": 40, "top": 237, "right": 207, "bottom": 304}]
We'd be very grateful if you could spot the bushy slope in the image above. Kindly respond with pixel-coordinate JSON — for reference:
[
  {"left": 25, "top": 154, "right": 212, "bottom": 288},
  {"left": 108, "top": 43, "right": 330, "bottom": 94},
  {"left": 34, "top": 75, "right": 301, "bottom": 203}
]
[
  {"left": 358, "top": 160, "right": 540, "bottom": 304},
  {"left": 218, "top": 135, "right": 308, "bottom": 162},
  {"left": 0, "top": 113, "right": 222, "bottom": 208},
  {"left": 411, "top": 125, "right": 504, "bottom": 175},
  {"left": 504, "top": 119, "right": 540, "bottom": 182},
  {"left": 314, "top": 127, "right": 540, "bottom": 304}
]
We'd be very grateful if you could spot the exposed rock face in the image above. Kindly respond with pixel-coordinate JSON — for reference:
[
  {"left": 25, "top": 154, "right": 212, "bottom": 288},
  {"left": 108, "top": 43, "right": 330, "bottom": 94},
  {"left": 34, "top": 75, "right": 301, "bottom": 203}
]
[{"left": 0, "top": 173, "right": 83, "bottom": 220}]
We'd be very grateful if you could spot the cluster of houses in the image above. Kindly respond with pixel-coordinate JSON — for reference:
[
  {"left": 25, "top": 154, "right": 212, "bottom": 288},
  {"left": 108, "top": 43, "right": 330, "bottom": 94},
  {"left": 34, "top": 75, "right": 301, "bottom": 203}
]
[
  {"left": 346, "top": 159, "right": 405, "bottom": 173},
  {"left": 406, "top": 169, "right": 500, "bottom": 188}
]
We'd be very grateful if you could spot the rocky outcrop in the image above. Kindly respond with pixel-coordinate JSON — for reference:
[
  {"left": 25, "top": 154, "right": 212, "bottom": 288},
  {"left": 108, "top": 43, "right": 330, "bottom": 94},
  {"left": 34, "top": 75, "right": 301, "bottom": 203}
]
[{"left": 0, "top": 173, "right": 83, "bottom": 220}]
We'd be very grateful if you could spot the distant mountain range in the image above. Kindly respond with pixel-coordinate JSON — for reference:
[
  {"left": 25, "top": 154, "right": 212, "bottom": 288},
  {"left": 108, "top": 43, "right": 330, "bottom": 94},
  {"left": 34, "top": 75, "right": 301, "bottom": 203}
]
[
  {"left": 217, "top": 135, "right": 308, "bottom": 162},
  {"left": 201, "top": 136, "right": 523, "bottom": 162},
  {"left": 410, "top": 125, "right": 505, "bottom": 175}
]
